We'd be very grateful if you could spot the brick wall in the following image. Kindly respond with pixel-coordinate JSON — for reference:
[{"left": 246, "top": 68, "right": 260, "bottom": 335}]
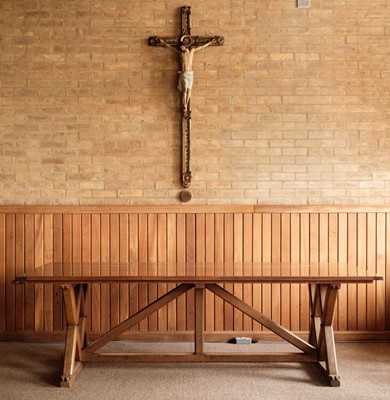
[{"left": 0, "top": 0, "right": 389, "bottom": 205}]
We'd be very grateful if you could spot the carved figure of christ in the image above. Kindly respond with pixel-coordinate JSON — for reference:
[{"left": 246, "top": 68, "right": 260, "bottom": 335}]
[{"left": 156, "top": 38, "right": 218, "bottom": 112}]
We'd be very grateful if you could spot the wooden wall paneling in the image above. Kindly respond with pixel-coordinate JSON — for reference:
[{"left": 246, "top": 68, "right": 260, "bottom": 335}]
[
  {"left": 233, "top": 213, "right": 243, "bottom": 332},
  {"left": 347, "top": 213, "right": 357, "bottom": 330},
  {"left": 157, "top": 213, "right": 167, "bottom": 331},
  {"left": 43, "top": 214, "right": 53, "bottom": 331},
  {"left": 243, "top": 213, "right": 253, "bottom": 331},
  {"left": 129, "top": 214, "right": 139, "bottom": 331},
  {"left": 15, "top": 214, "right": 24, "bottom": 332},
  {"left": 167, "top": 213, "right": 177, "bottom": 331},
  {"left": 281, "top": 213, "right": 291, "bottom": 330},
  {"left": 176, "top": 213, "right": 186, "bottom": 331},
  {"left": 271, "top": 213, "right": 281, "bottom": 324},
  {"left": 1, "top": 206, "right": 389, "bottom": 340},
  {"left": 205, "top": 214, "right": 215, "bottom": 332},
  {"left": 0, "top": 214, "right": 5, "bottom": 332},
  {"left": 376, "top": 213, "right": 386, "bottom": 331},
  {"left": 138, "top": 213, "right": 148, "bottom": 331},
  {"left": 5, "top": 214, "right": 15, "bottom": 331},
  {"left": 299, "top": 213, "right": 310, "bottom": 332},
  {"left": 110, "top": 214, "right": 120, "bottom": 329},
  {"left": 214, "top": 214, "right": 224, "bottom": 331},
  {"left": 119, "top": 214, "right": 129, "bottom": 324},
  {"left": 252, "top": 213, "right": 262, "bottom": 330},
  {"left": 357, "top": 213, "right": 367, "bottom": 331},
  {"left": 367, "top": 213, "right": 377, "bottom": 331},
  {"left": 147, "top": 213, "right": 158, "bottom": 331},
  {"left": 338, "top": 213, "right": 348, "bottom": 331},
  {"left": 223, "top": 213, "right": 234, "bottom": 332},
  {"left": 290, "top": 213, "right": 300, "bottom": 332}
]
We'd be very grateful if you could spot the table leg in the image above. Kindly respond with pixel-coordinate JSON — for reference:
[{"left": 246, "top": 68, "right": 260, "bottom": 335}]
[
  {"left": 195, "top": 284, "right": 205, "bottom": 355},
  {"left": 60, "top": 284, "right": 86, "bottom": 388},
  {"left": 309, "top": 283, "right": 341, "bottom": 387}
]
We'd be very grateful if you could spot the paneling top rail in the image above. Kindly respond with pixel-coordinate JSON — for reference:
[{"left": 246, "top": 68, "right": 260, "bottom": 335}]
[{"left": 1, "top": 205, "right": 390, "bottom": 214}]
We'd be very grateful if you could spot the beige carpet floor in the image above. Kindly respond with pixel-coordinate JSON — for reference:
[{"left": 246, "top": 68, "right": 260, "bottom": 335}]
[{"left": 0, "top": 341, "right": 389, "bottom": 400}]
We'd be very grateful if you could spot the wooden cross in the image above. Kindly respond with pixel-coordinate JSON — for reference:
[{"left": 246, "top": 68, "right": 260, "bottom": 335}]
[{"left": 149, "top": 6, "right": 224, "bottom": 195}]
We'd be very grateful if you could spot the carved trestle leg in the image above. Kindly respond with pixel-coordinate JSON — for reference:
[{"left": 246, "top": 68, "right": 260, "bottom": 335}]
[
  {"left": 60, "top": 283, "right": 89, "bottom": 388},
  {"left": 309, "top": 283, "right": 341, "bottom": 387}
]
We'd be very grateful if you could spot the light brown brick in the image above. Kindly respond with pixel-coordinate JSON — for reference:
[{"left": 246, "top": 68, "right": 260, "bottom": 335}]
[{"left": 0, "top": 0, "right": 388, "bottom": 205}]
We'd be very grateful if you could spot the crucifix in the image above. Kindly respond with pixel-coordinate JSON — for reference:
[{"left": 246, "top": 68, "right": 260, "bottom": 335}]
[{"left": 149, "top": 6, "right": 224, "bottom": 199}]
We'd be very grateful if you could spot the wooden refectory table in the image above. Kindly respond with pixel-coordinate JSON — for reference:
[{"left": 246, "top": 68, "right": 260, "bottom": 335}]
[{"left": 14, "top": 262, "right": 382, "bottom": 388}]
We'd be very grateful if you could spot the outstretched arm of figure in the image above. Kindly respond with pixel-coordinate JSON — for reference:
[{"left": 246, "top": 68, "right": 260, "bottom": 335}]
[
  {"left": 192, "top": 37, "right": 218, "bottom": 53},
  {"left": 156, "top": 38, "right": 180, "bottom": 54}
]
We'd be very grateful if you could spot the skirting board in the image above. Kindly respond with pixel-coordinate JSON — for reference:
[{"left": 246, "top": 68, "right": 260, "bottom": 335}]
[{"left": 1, "top": 331, "right": 389, "bottom": 343}]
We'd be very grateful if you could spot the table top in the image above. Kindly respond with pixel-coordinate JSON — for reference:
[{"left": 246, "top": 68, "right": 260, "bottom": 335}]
[{"left": 14, "top": 262, "right": 382, "bottom": 284}]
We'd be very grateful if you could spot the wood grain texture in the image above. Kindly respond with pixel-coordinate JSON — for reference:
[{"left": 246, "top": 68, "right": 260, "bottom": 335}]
[{"left": 0, "top": 205, "right": 389, "bottom": 338}]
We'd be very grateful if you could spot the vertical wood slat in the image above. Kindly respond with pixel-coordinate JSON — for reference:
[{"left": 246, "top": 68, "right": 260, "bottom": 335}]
[
  {"left": 386, "top": 214, "right": 390, "bottom": 331},
  {"left": 290, "top": 214, "right": 300, "bottom": 332},
  {"left": 34, "top": 214, "right": 44, "bottom": 332},
  {"left": 357, "top": 213, "right": 367, "bottom": 331},
  {"left": 224, "top": 214, "right": 233, "bottom": 332},
  {"left": 53, "top": 214, "right": 63, "bottom": 331},
  {"left": 252, "top": 213, "right": 262, "bottom": 331},
  {"left": 214, "top": 214, "right": 224, "bottom": 332},
  {"left": 43, "top": 214, "right": 53, "bottom": 331},
  {"left": 176, "top": 214, "right": 186, "bottom": 331},
  {"left": 0, "top": 214, "right": 5, "bottom": 332},
  {"left": 109, "top": 214, "right": 120, "bottom": 329},
  {"left": 167, "top": 213, "right": 176, "bottom": 331},
  {"left": 119, "top": 214, "right": 129, "bottom": 324},
  {"left": 148, "top": 214, "right": 158, "bottom": 331},
  {"left": 157, "top": 214, "right": 167, "bottom": 331},
  {"left": 15, "top": 214, "right": 24, "bottom": 331},
  {"left": 186, "top": 214, "right": 195, "bottom": 331},
  {"left": 262, "top": 214, "right": 272, "bottom": 330},
  {"left": 205, "top": 214, "right": 215, "bottom": 332},
  {"left": 338, "top": 214, "right": 348, "bottom": 331},
  {"left": 5, "top": 214, "right": 16, "bottom": 332},
  {"left": 0, "top": 207, "right": 389, "bottom": 338},
  {"left": 347, "top": 213, "right": 358, "bottom": 331},
  {"left": 376, "top": 214, "right": 386, "bottom": 331},
  {"left": 24, "top": 214, "right": 35, "bottom": 331},
  {"left": 233, "top": 213, "right": 243, "bottom": 332},
  {"left": 299, "top": 214, "right": 310, "bottom": 331},
  {"left": 243, "top": 213, "right": 253, "bottom": 331},
  {"left": 129, "top": 214, "right": 139, "bottom": 331},
  {"left": 91, "top": 214, "right": 101, "bottom": 332}
]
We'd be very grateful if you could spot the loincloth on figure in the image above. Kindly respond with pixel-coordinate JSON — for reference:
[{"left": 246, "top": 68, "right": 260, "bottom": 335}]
[{"left": 178, "top": 71, "right": 194, "bottom": 92}]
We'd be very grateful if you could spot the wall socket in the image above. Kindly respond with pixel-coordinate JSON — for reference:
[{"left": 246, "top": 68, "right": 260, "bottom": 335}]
[{"left": 297, "top": 0, "right": 310, "bottom": 8}]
